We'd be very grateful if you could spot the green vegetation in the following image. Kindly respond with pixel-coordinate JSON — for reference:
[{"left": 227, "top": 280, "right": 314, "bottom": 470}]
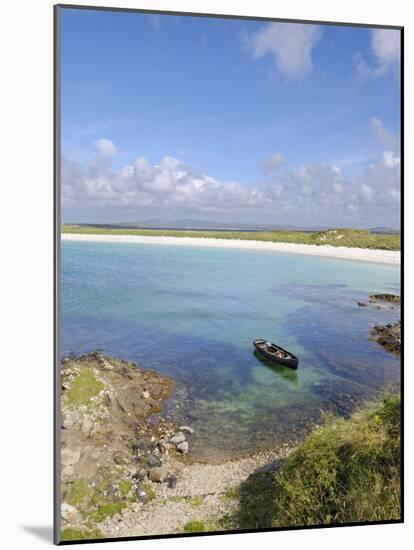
[
  {"left": 168, "top": 495, "right": 204, "bottom": 506},
  {"left": 90, "top": 501, "right": 127, "bottom": 523},
  {"left": 222, "top": 486, "right": 240, "bottom": 501},
  {"left": 65, "top": 367, "right": 105, "bottom": 408},
  {"left": 142, "top": 483, "right": 156, "bottom": 501},
  {"left": 272, "top": 395, "right": 401, "bottom": 527},
  {"left": 61, "top": 527, "right": 103, "bottom": 541},
  {"left": 62, "top": 225, "right": 400, "bottom": 251},
  {"left": 119, "top": 479, "right": 133, "bottom": 497},
  {"left": 183, "top": 520, "right": 207, "bottom": 533},
  {"left": 65, "top": 478, "right": 90, "bottom": 507},
  {"left": 237, "top": 470, "right": 276, "bottom": 529}
]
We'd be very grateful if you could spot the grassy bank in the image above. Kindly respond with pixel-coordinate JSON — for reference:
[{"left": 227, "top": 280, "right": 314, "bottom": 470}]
[
  {"left": 62, "top": 225, "right": 400, "bottom": 251},
  {"left": 271, "top": 395, "right": 401, "bottom": 527}
]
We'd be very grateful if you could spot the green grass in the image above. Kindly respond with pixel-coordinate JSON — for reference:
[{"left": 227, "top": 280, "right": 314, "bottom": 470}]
[
  {"left": 65, "top": 367, "right": 105, "bottom": 408},
  {"left": 61, "top": 527, "right": 103, "bottom": 541},
  {"left": 142, "top": 483, "right": 156, "bottom": 501},
  {"left": 90, "top": 501, "right": 127, "bottom": 523},
  {"left": 183, "top": 520, "right": 207, "bottom": 533},
  {"left": 272, "top": 395, "right": 401, "bottom": 527},
  {"left": 62, "top": 225, "right": 400, "bottom": 251},
  {"left": 119, "top": 479, "right": 133, "bottom": 497},
  {"left": 65, "top": 479, "right": 90, "bottom": 507}
]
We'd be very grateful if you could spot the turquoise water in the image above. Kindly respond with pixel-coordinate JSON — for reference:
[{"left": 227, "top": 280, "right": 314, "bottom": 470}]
[{"left": 61, "top": 241, "right": 400, "bottom": 460}]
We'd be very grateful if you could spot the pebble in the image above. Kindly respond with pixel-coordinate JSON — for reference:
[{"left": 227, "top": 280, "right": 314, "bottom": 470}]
[
  {"left": 148, "top": 466, "right": 168, "bottom": 483},
  {"left": 136, "top": 485, "right": 149, "bottom": 503},
  {"left": 166, "top": 475, "right": 177, "bottom": 489},
  {"left": 177, "top": 441, "right": 189, "bottom": 455},
  {"left": 169, "top": 432, "right": 186, "bottom": 445},
  {"left": 61, "top": 502, "right": 82, "bottom": 524},
  {"left": 146, "top": 454, "right": 162, "bottom": 468}
]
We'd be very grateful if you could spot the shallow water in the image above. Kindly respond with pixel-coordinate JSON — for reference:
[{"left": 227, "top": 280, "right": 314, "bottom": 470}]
[{"left": 61, "top": 241, "right": 400, "bottom": 460}]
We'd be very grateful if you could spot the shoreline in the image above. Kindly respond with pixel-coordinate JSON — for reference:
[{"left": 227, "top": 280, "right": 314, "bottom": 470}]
[{"left": 62, "top": 233, "right": 400, "bottom": 265}]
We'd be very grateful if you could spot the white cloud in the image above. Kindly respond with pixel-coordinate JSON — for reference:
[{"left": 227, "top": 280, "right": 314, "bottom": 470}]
[
  {"left": 372, "top": 29, "right": 400, "bottom": 68},
  {"left": 260, "top": 152, "right": 285, "bottom": 175},
  {"left": 382, "top": 150, "right": 400, "bottom": 168},
  {"left": 356, "top": 28, "right": 400, "bottom": 78},
  {"left": 63, "top": 128, "right": 400, "bottom": 225},
  {"left": 248, "top": 22, "right": 321, "bottom": 78},
  {"left": 62, "top": 145, "right": 269, "bottom": 213},
  {"left": 94, "top": 138, "right": 117, "bottom": 157}
]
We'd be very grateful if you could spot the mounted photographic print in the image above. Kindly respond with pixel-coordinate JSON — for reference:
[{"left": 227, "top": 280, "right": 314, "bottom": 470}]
[{"left": 54, "top": 4, "right": 403, "bottom": 544}]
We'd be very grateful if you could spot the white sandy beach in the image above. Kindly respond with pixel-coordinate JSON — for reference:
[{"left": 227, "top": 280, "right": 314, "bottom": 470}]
[{"left": 61, "top": 233, "right": 400, "bottom": 265}]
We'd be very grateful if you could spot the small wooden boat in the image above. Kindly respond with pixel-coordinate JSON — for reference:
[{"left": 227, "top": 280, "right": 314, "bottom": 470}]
[{"left": 253, "top": 339, "right": 298, "bottom": 369}]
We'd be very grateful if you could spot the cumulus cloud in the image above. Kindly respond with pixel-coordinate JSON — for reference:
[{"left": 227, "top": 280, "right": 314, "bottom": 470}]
[
  {"left": 62, "top": 127, "right": 400, "bottom": 225},
  {"left": 248, "top": 22, "right": 321, "bottom": 78},
  {"left": 355, "top": 28, "right": 400, "bottom": 78},
  {"left": 260, "top": 152, "right": 285, "bottom": 175},
  {"left": 62, "top": 145, "right": 269, "bottom": 213},
  {"left": 94, "top": 138, "right": 118, "bottom": 157}
]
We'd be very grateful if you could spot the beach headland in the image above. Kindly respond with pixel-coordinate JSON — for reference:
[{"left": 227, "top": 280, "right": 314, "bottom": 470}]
[
  {"left": 59, "top": 352, "right": 296, "bottom": 541},
  {"left": 62, "top": 233, "right": 400, "bottom": 265}
]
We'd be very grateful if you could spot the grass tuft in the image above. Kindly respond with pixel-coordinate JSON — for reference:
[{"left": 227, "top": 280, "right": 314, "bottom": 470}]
[
  {"left": 183, "top": 520, "right": 207, "bottom": 533},
  {"left": 65, "top": 368, "right": 105, "bottom": 408},
  {"left": 272, "top": 395, "right": 401, "bottom": 527}
]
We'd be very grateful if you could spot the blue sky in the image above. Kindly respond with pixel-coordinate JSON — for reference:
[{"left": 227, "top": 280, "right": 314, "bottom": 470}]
[{"left": 60, "top": 8, "right": 401, "bottom": 228}]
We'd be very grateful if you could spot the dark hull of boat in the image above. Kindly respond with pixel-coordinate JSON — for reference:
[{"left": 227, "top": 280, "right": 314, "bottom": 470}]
[{"left": 253, "top": 339, "right": 298, "bottom": 369}]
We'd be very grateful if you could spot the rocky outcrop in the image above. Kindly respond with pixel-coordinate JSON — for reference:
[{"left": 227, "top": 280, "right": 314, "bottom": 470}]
[
  {"left": 371, "top": 322, "right": 401, "bottom": 355},
  {"left": 369, "top": 293, "right": 400, "bottom": 305},
  {"left": 59, "top": 352, "right": 195, "bottom": 541}
]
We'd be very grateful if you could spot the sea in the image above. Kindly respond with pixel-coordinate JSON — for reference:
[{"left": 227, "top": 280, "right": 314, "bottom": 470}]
[{"left": 61, "top": 240, "right": 400, "bottom": 460}]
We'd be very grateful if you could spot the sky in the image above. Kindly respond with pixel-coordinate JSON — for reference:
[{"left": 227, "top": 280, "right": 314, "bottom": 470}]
[{"left": 60, "top": 8, "right": 401, "bottom": 228}]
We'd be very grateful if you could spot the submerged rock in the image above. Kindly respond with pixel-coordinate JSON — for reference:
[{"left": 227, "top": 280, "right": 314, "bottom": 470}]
[
  {"left": 371, "top": 321, "right": 401, "bottom": 355},
  {"left": 369, "top": 293, "right": 400, "bottom": 305}
]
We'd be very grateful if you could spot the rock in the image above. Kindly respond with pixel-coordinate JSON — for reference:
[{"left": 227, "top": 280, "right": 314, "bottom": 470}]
[
  {"left": 148, "top": 466, "right": 168, "bottom": 483},
  {"left": 369, "top": 293, "right": 400, "bottom": 305},
  {"left": 179, "top": 425, "right": 194, "bottom": 434},
  {"left": 142, "top": 390, "right": 150, "bottom": 399},
  {"left": 156, "top": 440, "right": 167, "bottom": 454},
  {"left": 357, "top": 301, "right": 367, "bottom": 307},
  {"left": 169, "top": 432, "right": 186, "bottom": 445},
  {"left": 177, "top": 441, "right": 189, "bottom": 454},
  {"left": 372, "top": 321, "right": 401, "bottom": 355},
  {"left": 81, "top": 417, "right": 94, "bottom": 436},
  {"left": 146, "top": 453, "right": 162, "bottom": 468},
  {"left": 166, "top": 475, "right": 177, "bottom": 489},
  {"left": 61, "top": 502, "right": 82, "bottom": 524},
  {"left": 61, "top": 412, "right": 75, "bottom": 429},
  {"left": 61, "top": 448, "right": 81, "bottom": 476},
  {"left": 133, "top": 438, "right": 153, "bottom": 452},
  {"left": 136, "top": 485, "right": 149, "bottom": 503},
  {"left": 132, "top": 467, "right": 149, "bottom": 481}
]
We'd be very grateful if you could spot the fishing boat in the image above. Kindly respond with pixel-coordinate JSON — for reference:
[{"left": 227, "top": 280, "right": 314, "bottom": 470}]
[{"left": 253, "top": 339, "right": 298, "bottom": 369}]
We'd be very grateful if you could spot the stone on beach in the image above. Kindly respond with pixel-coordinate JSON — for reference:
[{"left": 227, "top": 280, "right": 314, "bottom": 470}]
[
  {"left": 179, "top": 425, "right": 194, "bottom": 434},
  {"left": 177, "top": 441, "right": 189, "bottom": 454},
  {"left": 61, "top": 502, "right": 82, "bottom": 524},
  {"left": 169, "top": 432, "right": 186, "bottom": 445},
  {"left": 148, "top": 466, "right": 168, "bottom": 483}
]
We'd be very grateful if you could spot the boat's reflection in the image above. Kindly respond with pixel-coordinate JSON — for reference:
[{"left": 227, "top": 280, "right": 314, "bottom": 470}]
[{"left": 253, "top": 350, "right": 298, "bottom": 385}]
